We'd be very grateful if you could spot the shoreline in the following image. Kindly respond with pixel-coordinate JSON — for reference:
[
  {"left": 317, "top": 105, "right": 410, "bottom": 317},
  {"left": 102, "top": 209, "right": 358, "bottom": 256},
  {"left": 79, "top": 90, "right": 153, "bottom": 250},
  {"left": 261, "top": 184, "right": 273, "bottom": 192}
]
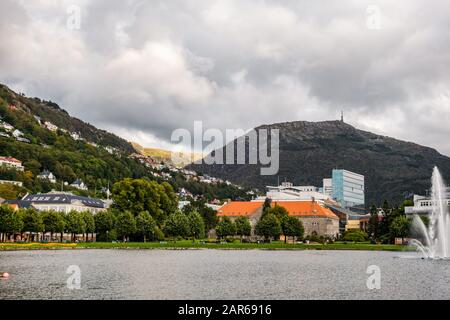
[{"left": 0, "top": 242, "right": 415, "bottom": 252}]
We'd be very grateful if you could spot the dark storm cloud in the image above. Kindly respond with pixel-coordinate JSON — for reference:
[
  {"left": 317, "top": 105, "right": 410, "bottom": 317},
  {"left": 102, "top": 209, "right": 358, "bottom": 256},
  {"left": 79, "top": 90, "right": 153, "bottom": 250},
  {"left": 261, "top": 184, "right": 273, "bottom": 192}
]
[{"left": 1, "top": 0, "right": 450, "bottom": 154}]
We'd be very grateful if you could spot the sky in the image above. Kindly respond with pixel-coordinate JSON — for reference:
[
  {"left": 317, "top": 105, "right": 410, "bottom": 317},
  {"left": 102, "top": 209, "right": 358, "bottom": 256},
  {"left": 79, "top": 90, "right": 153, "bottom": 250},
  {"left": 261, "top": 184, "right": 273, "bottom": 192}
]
[{"left": 1, "top": 0, "right": 450, "bottom": 155}]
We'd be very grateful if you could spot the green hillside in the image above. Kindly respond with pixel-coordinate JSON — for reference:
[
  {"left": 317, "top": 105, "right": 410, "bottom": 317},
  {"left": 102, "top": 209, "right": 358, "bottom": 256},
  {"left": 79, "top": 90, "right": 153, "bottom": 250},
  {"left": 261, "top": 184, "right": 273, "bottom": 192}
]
[{"left": 0, "top": 83, "right": 249, "bottom": 201}]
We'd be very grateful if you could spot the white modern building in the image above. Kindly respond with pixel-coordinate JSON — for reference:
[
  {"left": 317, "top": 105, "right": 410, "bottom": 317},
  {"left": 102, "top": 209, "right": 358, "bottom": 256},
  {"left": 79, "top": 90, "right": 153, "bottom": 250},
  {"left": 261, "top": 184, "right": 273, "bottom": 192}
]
[
  {"left": 256, "top": 182, "right": 332, "bottom": 202},
  {"left": 323, "top": 178, "right": 333, "bottom": 198},
  {"left": 404, "top": 194, "right": 450, "bottom": 215}
]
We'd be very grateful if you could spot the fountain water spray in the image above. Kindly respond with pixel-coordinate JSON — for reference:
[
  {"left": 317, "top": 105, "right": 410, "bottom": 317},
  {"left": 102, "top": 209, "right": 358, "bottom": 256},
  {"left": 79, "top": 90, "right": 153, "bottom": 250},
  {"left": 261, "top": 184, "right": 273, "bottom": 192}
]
[{"left": 412, "top": 167, "right": 450, "bottom": 259}]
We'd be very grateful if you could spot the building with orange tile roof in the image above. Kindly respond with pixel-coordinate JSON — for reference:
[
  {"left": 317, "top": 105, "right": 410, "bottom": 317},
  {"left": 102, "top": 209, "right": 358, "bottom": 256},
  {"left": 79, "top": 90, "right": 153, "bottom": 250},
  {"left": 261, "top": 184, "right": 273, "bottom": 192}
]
[
  {"left": 216, "top": 200, "right": 339, "bottom": 238},
  {"left": 271, "top": 201, "right": 339, "bottom": 238},
  {"left": 217, "top": 201, "right": 264, "bottom": 236}
]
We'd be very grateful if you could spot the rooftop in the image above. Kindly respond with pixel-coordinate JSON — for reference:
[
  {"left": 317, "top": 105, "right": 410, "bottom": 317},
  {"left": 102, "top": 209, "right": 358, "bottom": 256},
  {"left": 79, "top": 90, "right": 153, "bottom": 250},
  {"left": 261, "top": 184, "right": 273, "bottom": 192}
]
[
  {"left": 16, "top": 192, "right": 105, "bottom": 208},
  {"left": 0, "top": 157, "right": 22, "bottom": 163},
  {"left": 217, "top": 201, "right": 263, "bottom": 217},
  {"left": 271, "top": 201, "right": 339, "bottom": 219}
]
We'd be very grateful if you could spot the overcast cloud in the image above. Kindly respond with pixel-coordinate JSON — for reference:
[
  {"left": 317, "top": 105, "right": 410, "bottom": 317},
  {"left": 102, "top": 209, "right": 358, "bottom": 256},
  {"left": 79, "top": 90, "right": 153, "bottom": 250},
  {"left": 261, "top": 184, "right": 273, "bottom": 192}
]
[{"left": 1, "top": 0, "right": 450, "bottom": 154}]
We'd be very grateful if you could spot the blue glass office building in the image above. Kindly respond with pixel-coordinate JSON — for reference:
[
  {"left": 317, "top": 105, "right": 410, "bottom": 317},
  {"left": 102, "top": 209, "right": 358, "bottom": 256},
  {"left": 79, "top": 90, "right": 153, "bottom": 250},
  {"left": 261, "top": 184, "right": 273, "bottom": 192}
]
[{"left": 332, "top": 169, "right": 365, "bottom": 208}]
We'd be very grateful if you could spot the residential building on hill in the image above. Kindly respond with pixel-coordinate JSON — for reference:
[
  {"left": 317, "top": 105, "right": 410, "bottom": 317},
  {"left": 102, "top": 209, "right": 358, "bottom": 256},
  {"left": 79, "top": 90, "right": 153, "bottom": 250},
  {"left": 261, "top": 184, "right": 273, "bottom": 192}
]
[
  {"left": 70, "top": 179, "right": 88, "bottom": 191},
  {"left": 37, "top": 169, "right": 57, "bottom": 183},
  {"left": 0, "top": 156, "right": 24, "bottom": 171},
  {"left": 0, "top": 180, "right": 23, "bottom": 187},
  {"left": 44, "top": 121, "right": 58, "bottom": 132}
]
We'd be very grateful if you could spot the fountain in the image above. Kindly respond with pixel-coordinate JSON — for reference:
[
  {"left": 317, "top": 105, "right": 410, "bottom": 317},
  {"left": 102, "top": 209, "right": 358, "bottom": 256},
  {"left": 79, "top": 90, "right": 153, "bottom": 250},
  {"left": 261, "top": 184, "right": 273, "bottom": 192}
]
[{"left": 412, "top": 167, "right": 450, "bottom": 259}]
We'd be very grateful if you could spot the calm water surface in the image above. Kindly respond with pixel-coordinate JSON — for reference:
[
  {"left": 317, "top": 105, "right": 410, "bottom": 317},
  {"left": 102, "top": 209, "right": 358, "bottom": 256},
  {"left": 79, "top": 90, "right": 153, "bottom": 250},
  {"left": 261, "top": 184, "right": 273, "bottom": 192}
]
[{"left": 0, "top": 249, "right": 449, "bottom": 300}]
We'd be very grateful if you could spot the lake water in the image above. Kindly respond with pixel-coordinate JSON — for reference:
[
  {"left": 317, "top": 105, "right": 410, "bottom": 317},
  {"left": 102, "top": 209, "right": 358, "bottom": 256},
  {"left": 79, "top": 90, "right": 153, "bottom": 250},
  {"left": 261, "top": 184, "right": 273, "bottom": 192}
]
[{"left": 0, "top": 249, "right": 449, "bottom": 300}]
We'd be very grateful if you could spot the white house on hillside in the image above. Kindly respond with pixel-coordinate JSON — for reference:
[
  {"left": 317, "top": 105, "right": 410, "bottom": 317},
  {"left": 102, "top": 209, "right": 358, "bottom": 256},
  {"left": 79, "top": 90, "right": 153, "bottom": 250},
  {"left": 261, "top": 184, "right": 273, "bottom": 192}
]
[
  {"left": 0, "top": 156, "right": 24, "bottom": 171},
  {"left": 37, "top": 169, "right": 57, "bottom": 184},
  {"left": 70, "top": 179, "right": 88, "bottom": 191}
]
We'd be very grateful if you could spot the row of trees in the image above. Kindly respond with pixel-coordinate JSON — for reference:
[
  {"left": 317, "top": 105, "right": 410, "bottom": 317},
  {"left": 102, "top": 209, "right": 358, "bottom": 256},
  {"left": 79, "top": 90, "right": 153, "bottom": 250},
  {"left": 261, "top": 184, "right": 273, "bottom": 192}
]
[
  {"left": 0, "top": 206, "right": 95, "bottom": 242},
  {"left": 0, "top": 204, "right": 206, "bottom": 243},
  {"left": 214, "top": 205, "right": 305, "bottom": 243}
]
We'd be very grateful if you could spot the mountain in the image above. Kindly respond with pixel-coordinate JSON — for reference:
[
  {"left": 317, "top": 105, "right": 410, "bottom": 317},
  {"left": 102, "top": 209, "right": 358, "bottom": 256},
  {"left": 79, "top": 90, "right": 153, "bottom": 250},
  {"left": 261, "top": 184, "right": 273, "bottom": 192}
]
[
  {"left": 0, "top": 84, "right": 134, "bottom": 153},
  {"left": 0, "top": 82, "right": 249, "bottom": 202},
  {"left": 0, "top": 83, "right": 151, "bottom": 197},
  {"left": 131, "top": 142, "right": 203, "bottom": 166},
  {"left": 188, "top": 120, "right": 450, "bottom": 206}
]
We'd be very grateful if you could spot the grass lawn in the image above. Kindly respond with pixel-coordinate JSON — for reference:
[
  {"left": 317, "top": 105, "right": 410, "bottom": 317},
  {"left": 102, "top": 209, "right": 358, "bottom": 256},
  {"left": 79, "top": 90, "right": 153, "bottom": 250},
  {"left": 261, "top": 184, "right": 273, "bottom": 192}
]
[{"left": 0, "top": 240, "right": 415, "bottom": 252}]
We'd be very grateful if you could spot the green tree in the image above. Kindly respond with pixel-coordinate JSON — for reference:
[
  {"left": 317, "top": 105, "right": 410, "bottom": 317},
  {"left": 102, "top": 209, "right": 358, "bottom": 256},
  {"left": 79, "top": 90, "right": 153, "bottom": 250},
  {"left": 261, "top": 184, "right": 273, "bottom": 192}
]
[
  {"left": 265, "top": 205, "right": 288, "bottom": 220},
  {"left": 135, "top": 211, "right": 157, "bottom": 242},
  {"left": 262, "top": 197, "right": 272, "bottom": 213},
  {"left": 187, "top": 210, "right": 205, "bottom": 240},
  {"left": 281, "top": 215, "right": 304, "bottom": 243},
  {"left": 65, "top": 210, "right": 86, "bottom": 242},
  {"left": 378, "top": 200, "right": 391, "bottom": 239},
  {"left": 390, "top": 215, "right": 411, "bottom": 241},
  {"left": 368, "top": 205, "right": 379, "bottom": 241},
  {"left": 159, "top": 182, "right": 178, "bottom": 217},
  {"left": 0, "top": 205, "right": 23, "bottom": 242},
  {"left": 42, "top": 210, "right": 65, "bottom": 242},
  {"left": 235, "top": 216, "right": 251, "bottom": 241},
  {"left": 256, "top": 213, "right": 281, "bottom": 242},
  {"left": 215, "top": 216, "right": 236, "bottom": 240},
  {"left": 95, "top": 210, "right": 115, "bottom": 234},
  {"left": 112, "top": 179, "right": 177, "bottom": 225},
  {"left": 81, "top": 211, "right": 95, "bottom": 242},
  {"left": 163, "top": 211, "right": 190, "bottom": 240},
  {"left": 183, "top": 200, "right": 218, "bottom": 233},
  {"left": 343, "top": 229, "right": 368, "bottom": 242},
  {"left": 21, "top": 208, "right": 44, "bottom": 242},
  {"left": 115, "top": 211, "right": 136, "bottom": 242}
]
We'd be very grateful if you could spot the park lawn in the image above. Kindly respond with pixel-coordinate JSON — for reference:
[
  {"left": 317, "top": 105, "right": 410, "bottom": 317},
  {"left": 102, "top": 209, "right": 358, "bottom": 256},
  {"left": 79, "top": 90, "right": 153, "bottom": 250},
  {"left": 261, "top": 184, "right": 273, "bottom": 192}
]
[{"left": 0, "top": 240, "right": 414, "bottom": 251}]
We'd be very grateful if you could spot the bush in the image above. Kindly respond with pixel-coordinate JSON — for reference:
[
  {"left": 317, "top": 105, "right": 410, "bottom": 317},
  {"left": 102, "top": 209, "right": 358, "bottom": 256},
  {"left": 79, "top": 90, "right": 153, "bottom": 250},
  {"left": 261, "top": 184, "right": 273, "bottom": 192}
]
[{"left": 342, "top": 229, "right": 368, "bottom": 242}]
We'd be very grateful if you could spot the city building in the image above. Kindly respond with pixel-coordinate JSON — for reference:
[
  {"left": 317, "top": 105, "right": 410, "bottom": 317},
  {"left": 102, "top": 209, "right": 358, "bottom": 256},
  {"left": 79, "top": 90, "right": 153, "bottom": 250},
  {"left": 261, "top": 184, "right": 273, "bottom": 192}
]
[
  {"left": 271, "top": 201, "right": 339, "bottom": 238},
  {"left": 0, "top": 156, "right": 24, "bottom": 171},
  {"left": 217, "top": 201, "right": 264, "bottom": 236},
  {"left": 37, "top": 169, "right": 57, "bottom": 183},
  {"left": 322, "top": 178, "right": 333, "bottom": 198},
  {"left": 216, "top": 200, "right": 339, "bottom": 238},
  {"left": 257, "top": 182, "right": 332, "bottom": 202},
  {"left": 331, "top": 169, "right": 365, "bottom": 209},
  {"left": 404, "top": 194, "right": 450, "bottom": 215},
  {"left": 6, "top": 191, "right": 107, "bottom": 214}
]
